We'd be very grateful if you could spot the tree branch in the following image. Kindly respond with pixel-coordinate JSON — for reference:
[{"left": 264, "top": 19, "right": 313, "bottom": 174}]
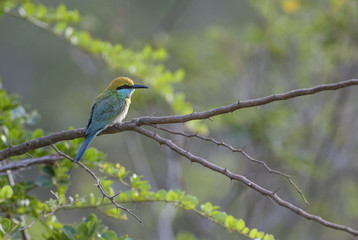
[
  {"left": 131, "top": 125, "right": 358, "bottom": 236},
  {"left": 1, "top": 79, "right": 357, "bottom": 161},
  {"left": 0, "top": 155, "right": 62, "bottom": 172}
]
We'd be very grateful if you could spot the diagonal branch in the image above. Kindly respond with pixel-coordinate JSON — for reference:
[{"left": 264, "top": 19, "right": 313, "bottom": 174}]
[
  {"left": 1, "top": 79, "right": 357, "bottom": 161},
  {"left": 150, "top": 124, "right": 309, "bottom": 205},
  {"left": 132, "top": 125, "right": 358, "bottom": 236},
  {"left": 50, "top": 145, "right": 142, "bottom": 223}
]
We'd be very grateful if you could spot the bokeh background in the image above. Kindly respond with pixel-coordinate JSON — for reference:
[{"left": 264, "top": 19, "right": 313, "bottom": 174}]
[{"left": 1, "top": 0, "right": 358, "bottom": 239}]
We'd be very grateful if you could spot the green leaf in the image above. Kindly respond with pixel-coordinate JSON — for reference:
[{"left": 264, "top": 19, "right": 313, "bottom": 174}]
[
  {"left": 176, "top": 232, "right": 199, "bottom": 240},
  {"left": 55, "top": 4, "right": 67, "bottom": 19},
  {"left": 34, "top": 4, "right": 47, "bottom": 19},
  {"left": 77, "top": 222, "right": 89, "bottom": 238},
  {"left": 257, "top": 231, "right": 265, "bottom": 239},
  {"left": 20, "top": 2, "right": 35, "bottom": 16},
  {"left": 54, "top": 22, "right": 68, "bottom": 34},
  {"left": 86, "top": 214, "right": 100, "bottom": 236},
  {"left": 200, "top": 202, "right": 212, "bottom": 214},
  {"left": 0, "top": 218, "right": 21, "bottom": 237},
  {"left": 181, "top": 195, "right": 198, "bottom": 210},
  {"left": 224, "top": 215, "right": 235, "bottom": 230},
  {"left": 155, "top": 190, "right": 167, "bottom": 200},
  {"left": 263, "top": 234, "right": 275, "bottom": 240},
  {"left": 1, "top": 218, "right": 11, "bottom": 232},
  {"left": 101, "top": 230, "right": 117, "bottom": 240},
  {"left": 62, "top": 225, "right": 77, "bottom": 240},
  {"left": 236, "top": 219, "right": 245, "bottom": 231},
  {"left": 212, "top": 211, "right": 227, "bottom": 223},
  {"left": 118, "top": 235, "right": 132, "bottom": 240},
  {"left": 0, "top": 185, "right": 13, "bottom": 199},
  {"left": 83, "top": 148, "right": 100, "bottom": 162},
  {"left": 166, "top": 190, "right": 179, "bottom": 201},
  {"left": 249, "top": 228, "right": 258, "bottom": 239},
  {"left": 242, "top": 227, "right": 250, "bottom": 235}
]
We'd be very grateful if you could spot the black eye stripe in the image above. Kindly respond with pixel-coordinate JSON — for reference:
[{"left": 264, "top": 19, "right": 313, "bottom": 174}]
[{"left": 116, "top": 85, "right": 132, "bottom": 90}]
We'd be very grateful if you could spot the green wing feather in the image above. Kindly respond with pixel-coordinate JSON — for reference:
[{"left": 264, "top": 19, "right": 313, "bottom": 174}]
[{"left": 84, "top": 91, "right": 125, "bottom": 137}]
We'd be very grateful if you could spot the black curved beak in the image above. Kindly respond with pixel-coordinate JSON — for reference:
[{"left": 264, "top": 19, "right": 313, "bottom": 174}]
[{"left": 133, "top": 84, "right": 149, "bottom": 89}]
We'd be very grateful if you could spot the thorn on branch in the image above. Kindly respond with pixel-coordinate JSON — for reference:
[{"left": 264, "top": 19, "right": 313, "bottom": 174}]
[
  {"left": 207, "top": 117, "right": 214, "bottom": 123},
  {"left": 272, "top": 187, "right": 281, "bottom": 195},
  {"left": 240, "top": 144, "right": 247, "bottom": 152},
  {"left": 171, "top": 139, "right": 179, "bottom": 144},
  {"left": 265, "top": 195, "right": 277, "bottom": 206},
  {"left": 112, "top": 192, "right": 121, "bottom": 199}
]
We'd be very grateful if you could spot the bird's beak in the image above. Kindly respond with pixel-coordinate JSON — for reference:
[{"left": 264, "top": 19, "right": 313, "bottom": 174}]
[{"left": 132, "top": 84, "right": 149, "bottom": 89}]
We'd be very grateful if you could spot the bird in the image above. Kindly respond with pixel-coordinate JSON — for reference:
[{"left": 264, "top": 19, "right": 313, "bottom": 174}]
[{"left": 67, "top": 77, "right": 148, "bottom": 177}]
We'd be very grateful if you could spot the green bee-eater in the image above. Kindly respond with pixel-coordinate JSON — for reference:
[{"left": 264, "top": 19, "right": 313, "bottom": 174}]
[{"left": 68, "top": 77, "right": 148, "bottom": 176}]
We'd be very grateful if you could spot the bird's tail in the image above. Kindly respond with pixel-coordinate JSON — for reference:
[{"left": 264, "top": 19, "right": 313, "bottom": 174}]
[{"left": 67, "top": 134, "right": 96, "bottom": 178}]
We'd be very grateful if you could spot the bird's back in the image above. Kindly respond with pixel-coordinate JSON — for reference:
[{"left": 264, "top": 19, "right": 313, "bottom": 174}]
[{"left": 84, "top": 90, "right": 126, "bottom": 137}]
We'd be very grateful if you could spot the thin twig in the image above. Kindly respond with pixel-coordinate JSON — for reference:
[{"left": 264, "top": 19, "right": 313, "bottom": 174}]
[
  {"left": 21, "top": 198, "right": 83, "bottom": 231},
  {"left": 151, "top": 124, "right": 309, "bottom": 205},
  {"left": 50, "top": 144, "right": 142, "bottom": 223},
  {"left": 132, "top": 125, "right": 358, "bottom": 236}
]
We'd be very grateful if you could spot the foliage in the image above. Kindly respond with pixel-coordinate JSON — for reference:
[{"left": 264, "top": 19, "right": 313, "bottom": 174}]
[
  {"left": 1, "top": 0, "right": 358, "bottom": 239},
  {"left": 0, "top": 82, "right": 274, "bottom": 238},
  {"left": 45, "top": 214, "right": 130, "bottom": 240}
]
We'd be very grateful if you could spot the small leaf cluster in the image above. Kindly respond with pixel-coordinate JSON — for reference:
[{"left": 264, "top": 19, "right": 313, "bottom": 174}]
[
  {"left": 18, "top": 2, "right": 79, "bottom": 23},
  {"left": 46, "top": 214, "right": 130, "bottom": 240},
  {"left": 201, "top": 202, "right": 274, "bottom": 240}
]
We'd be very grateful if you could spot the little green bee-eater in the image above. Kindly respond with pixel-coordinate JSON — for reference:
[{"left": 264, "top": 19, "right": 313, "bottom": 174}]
[{"left": 68, "top": 77, "right": 148, "bottom": 176}]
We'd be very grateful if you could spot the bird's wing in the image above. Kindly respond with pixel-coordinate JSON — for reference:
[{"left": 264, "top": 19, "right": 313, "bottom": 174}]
[{"left": 84, "top": 95, "right": 125, "bottom": 137}]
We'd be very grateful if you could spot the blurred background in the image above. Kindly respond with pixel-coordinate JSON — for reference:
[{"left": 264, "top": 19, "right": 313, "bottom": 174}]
[{"left": 1, "top": 0, "right": 358, "bottom": 239}]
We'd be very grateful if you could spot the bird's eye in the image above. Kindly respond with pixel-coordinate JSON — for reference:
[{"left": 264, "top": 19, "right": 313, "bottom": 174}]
[{"left": 116, "top": 85, "right": 131, "bottom": 90}]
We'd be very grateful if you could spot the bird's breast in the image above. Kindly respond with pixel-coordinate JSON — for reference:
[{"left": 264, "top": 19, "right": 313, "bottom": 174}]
[{"left": 112, "top": 98, "right": 131, "bottom": 123}]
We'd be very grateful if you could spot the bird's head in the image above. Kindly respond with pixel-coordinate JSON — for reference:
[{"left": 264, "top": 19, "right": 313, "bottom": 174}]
[{"left": 108, "top": 77, "right": 148, "bottom": 98}]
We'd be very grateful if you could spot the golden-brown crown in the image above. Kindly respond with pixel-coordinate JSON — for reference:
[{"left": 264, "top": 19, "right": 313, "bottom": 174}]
[{"left": 108, "top": 77, "right": 134, "bottom": 90}]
